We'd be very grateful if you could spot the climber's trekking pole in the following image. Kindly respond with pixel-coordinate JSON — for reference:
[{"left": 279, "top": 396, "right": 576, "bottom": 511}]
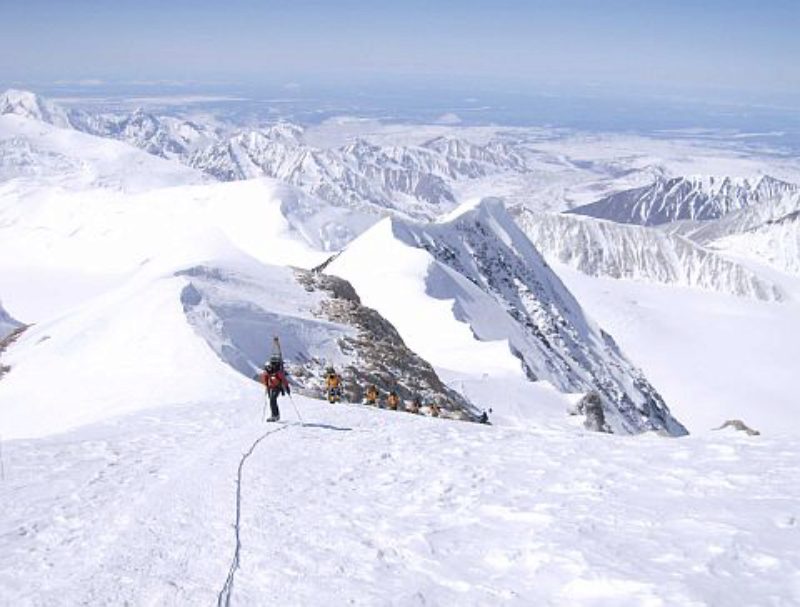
[{"left": 288, "top": 393, "right": 304, "bottom": 425}]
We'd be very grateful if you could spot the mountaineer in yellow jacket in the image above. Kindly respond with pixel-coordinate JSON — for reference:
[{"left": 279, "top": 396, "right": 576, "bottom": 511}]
[{"left": 325, "top": 366, "right": 343, "bottom": 403}]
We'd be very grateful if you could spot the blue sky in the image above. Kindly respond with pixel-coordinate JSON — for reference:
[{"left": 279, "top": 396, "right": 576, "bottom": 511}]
[{"left": 2, "top": 0, "right": 798, "bottom": 103}]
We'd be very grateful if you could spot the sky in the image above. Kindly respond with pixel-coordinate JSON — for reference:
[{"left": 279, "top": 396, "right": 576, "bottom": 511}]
[{"left": 1, "top": 0, "right": 798, "bottom": 105}]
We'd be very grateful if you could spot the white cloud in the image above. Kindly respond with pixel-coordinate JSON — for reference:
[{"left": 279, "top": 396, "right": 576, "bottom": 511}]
[{"left": 436, "top": 112, "right": 462, "bottom": 125}]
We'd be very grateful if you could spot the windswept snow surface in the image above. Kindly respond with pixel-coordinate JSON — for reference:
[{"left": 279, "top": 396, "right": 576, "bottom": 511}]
[{"left": 1, "top": 395, "right": 799, "bottom": 606}]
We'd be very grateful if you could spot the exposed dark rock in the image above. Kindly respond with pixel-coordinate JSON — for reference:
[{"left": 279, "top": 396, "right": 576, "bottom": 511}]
[
  {"left": 0, "top": 325, "right": 28, "bottom": 380},
  {"left": 295, "top": 269, "right": 479, "bottom": 420},
  {"left": 570, "top": 391, "right": 612, "bottom": 433}
]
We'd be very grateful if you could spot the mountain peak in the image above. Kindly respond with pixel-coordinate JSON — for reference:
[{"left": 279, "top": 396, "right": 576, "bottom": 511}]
[{"left": 0, "top": 89, "right": 73, "bottom": 128}]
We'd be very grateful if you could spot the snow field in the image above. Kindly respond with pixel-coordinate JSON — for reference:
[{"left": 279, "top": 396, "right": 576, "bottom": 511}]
[
  {"left": 553, "top": 262, "right": 800, "bottom": 435},
  {"left": 1, "top": 394, "right": 799, "bottom": 605}
]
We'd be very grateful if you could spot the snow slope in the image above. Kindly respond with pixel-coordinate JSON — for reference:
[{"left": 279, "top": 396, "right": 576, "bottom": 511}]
[
  {"left": 0, "top": 176, "right": 331, "bottom": 322},
  {"left": 514, "top": 208, "right": 784, "bottom": 301},
  {"left": 552, "top": 262, "right": 800, "bottom": 434},
  {"left": 1, "top": 395, "right": 798, "bottom": 605},
  {"left": 0, "top": 267, "right": 250, "bottom": 438},
  {"left": 714, "top": 211, "right": 800, "bottom": 276},
  {"left": 666, "top": 189, "right": 800, "bottom": 246},
  {"left": 330, "top": 198, "right": 686, "bottom": 435}
]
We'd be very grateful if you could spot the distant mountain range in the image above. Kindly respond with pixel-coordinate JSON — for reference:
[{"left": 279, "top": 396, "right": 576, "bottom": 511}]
[
  {"left": 514, "top": 208, "right": 785, "bottom": 301},
  {"left": 568, "top": 174, "right": 799, "bottom": 226},
  {"left": 0, "top": 89, "right": 528, "bottom": 221}
]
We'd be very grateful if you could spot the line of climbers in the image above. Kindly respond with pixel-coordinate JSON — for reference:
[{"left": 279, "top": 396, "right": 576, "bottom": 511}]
[
  {"left": 260, "top": 358, "right": 489, "bottom": 423},
  {"left": 328, "top": 365, "right": 442, "bottom": 417}
]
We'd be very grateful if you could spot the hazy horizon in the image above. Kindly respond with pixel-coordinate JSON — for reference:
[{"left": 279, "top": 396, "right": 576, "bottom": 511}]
[{"left": 2, "top": 0, "right": 799, "bottom": 110}]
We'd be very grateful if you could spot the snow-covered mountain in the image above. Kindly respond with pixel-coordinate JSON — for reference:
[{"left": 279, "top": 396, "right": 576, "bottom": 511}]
[
  {"left": 0, "top": 89, "right": 75, "bottom": 129},
  {"left": 330, "top": 198, "right": 687, "bottom": 435},
  {"left": 71, "top": 108, "right": 215, "bottom": 159},
  {"left": 2, "top": 90, "right": 533, "bottom": 222},
  {"left": 513, "top": 208, "right": 784, "bottom": 301},
  {"left": 7, "top": 86, "right": 800, "bottom": 607},
  {"left": 186, "top": 130, "right": 528, "bottom": 219},
  {"left": 568, "top": 174, "right": 799, "bottom": 226},
  {"left": 1, "top": 89, "right": 215, "bottom": 160}
]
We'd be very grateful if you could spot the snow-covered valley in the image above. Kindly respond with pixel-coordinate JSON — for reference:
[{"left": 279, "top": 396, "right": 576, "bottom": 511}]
[{"left": 2, "top": 88, "right": 800, "bottom": 605}]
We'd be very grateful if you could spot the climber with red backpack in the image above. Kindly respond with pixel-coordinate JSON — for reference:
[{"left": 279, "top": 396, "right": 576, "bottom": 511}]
[{"left": 260, "top": 355, "right": 290, "bottom": 422}]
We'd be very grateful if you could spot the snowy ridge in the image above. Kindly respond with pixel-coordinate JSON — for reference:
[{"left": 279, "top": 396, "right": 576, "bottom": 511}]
[
  {"left": 569, "top": 174, "right": 799, "bottom": 226},
  {"left": 513, "top": 208, "right": 783, "bottom": 301},
  {"left": 179, "top": 261, "right": 476, "bottom": 417},
  {"left": 330, "top": 198, "right": 687, "bottom": 435},
  {"left": 0, "top": 255, "right": 477, "bottom": 439}
]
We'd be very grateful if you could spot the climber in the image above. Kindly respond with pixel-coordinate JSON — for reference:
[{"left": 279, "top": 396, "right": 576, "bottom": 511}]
[
  {"left": 365, "top": 384, "right": 379, "bottom": 406},
  {"left": 387, "top": 390, "right": 400, "bottom": 411},
  {"left": 429, "top": 401, "right": 441, "bottom": 418},
  {"left": 325, "top": 366, "right": 343, "bottom": 404},
  {"left": 407, "top": 397, "right": 421, "bottom": 415},
  {"left": 260, "top": 355, "right": 289, "bottom": 422}
]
